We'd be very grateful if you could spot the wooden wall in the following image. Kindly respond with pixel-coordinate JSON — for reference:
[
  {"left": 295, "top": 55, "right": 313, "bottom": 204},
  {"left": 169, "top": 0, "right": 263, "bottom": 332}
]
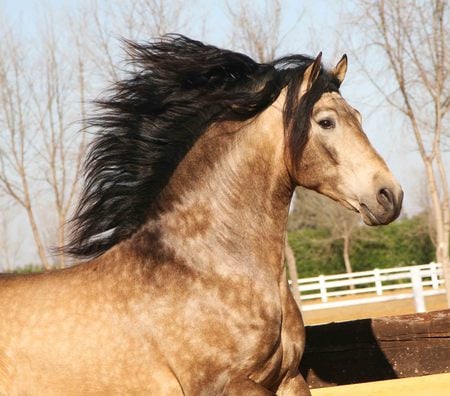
[{"left": 300, "top": 309, "right": 450, "bottom": 388}]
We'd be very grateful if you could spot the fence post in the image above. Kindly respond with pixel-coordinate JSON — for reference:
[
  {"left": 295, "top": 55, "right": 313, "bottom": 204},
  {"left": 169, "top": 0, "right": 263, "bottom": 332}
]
[
  {"left": 430, "top": 262, "right": 439, "bottom": 290},
  {"left": 411, "top": 267, "right": 426, "bottom": 313},
  {"left": 374, "top": 268, "right": 383, "bottom": 296},
  {"left": 318, "top": 275, "right": 328, "bottom": 302}
]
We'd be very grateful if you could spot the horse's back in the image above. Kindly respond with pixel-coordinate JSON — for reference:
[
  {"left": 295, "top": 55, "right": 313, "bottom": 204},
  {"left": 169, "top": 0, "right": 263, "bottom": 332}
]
[{"left": 0, "top": 261, "right": 183, "bottom": 395}]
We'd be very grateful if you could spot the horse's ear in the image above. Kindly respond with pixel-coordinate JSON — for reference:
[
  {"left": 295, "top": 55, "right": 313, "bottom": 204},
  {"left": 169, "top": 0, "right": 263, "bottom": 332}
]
[
  {"left": 300, "top": 52, "right": 322, "bottom": 95},
  {"left": 332, "top": 54, "right": 348, "bottom": 85}
]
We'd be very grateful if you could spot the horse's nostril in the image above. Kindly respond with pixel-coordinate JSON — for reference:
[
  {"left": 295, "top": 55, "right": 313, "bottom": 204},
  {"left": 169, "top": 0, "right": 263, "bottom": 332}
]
[{"left": 378, "top": 188, "right": 394, "bottom": 209}]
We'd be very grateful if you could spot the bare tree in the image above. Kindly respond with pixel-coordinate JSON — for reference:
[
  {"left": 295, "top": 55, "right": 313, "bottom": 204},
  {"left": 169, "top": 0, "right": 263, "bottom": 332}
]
[
  {"left": 285, "top": 238, "right": 302, "bottom": 307},
  {"left": 325, "top": 201, "right": 360, "bottom": 277},
  {"left": 227, "top": 0, "right": 283, "bottom": 62},
  {"left": 0, "top": 29, "right": 51, "bottom": 269},
  {"left": 353, "top": 0, "right": 450, "bottom": 306},
  {"left": 291, "top": 188, "right": 360, "bottom": 281},
  {"left": 0, "top": 206, "right": 23, "bottom": 272},
  {"left": 33, "top": 18, "right": 88, "bottom": 268},
  {"left": 87, "top": 0, "right": 191, "bottom": 83},
  {"left": 121, "top": 0, "right": 190, "bottom": 39},
  {"left": 0, "top": 12, "right": 90, "bottom": 270}
]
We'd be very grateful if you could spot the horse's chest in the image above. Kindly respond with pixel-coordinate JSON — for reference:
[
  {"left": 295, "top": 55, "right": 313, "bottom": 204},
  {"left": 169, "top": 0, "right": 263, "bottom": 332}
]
[{"left": 147, "top": 275, "right": 286, "bottom": 390}]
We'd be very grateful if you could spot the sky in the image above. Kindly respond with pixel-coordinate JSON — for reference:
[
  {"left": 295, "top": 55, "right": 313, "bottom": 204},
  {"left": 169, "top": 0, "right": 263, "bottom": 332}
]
[
  {"left": 2, "top": 0, "right": 428, "bottom": 205},
  {"left": 1, "top": 0, "right": 447, "bottom": 266}
]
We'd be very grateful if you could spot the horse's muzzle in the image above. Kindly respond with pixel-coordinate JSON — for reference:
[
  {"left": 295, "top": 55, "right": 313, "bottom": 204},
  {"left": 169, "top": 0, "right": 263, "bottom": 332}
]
[{"left": 360, "top": 185, "right": 403, "bottom": 226}]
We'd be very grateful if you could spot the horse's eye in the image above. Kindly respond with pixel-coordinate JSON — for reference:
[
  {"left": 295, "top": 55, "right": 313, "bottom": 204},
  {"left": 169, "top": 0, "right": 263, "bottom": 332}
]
[{"left": 318, "top": 119, "right": 335, "bottom": 129}]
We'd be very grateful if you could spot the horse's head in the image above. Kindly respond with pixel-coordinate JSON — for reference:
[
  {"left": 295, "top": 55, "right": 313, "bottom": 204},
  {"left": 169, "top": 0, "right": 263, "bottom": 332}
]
[{"left": 290, "top": 54, "right": 403, "bottom": 225}]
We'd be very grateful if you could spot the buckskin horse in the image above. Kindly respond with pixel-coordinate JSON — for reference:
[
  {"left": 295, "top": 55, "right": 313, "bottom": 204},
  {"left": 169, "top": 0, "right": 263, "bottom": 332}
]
[{"left": 0, "top": 36, "right": 402, "bottom": 395}]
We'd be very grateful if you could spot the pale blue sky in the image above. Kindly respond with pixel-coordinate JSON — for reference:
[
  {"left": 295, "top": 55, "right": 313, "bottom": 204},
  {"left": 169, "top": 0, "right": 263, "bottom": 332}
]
[
  {"left": 0, "top": 0, "right": 450, "bottom": 262},
  {"left": 1, "top": 0, "right": 429, "bottom": 207}
]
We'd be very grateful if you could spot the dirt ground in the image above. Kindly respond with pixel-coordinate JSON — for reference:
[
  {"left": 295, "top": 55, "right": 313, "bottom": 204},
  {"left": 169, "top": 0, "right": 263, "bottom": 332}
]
[
  {"left": 311, "top": 373, "right": 450, "bottom": 396},
  {"left": 301, "top": 292, "right": 447, "bottom": 325}
]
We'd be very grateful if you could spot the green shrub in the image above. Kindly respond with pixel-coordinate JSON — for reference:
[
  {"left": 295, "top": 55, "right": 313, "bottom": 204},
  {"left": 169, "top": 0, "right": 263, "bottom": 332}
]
[
  {"left": 11, "top": 264, "right": 45, "bottom": 274},
  {"left": 288, "top": 215, "right": 435, "bottom": 277}
]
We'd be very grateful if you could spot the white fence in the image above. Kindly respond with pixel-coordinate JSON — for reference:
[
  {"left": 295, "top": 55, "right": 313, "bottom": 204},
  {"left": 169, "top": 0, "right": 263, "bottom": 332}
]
[{"left": 292, "top": 263, "right": 445, "bottom": 313}]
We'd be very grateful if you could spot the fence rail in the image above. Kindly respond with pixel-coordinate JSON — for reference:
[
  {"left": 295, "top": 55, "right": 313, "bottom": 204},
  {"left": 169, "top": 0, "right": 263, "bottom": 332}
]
[{"left": 291, "top": 263, "right": 445, "bottom": 313}]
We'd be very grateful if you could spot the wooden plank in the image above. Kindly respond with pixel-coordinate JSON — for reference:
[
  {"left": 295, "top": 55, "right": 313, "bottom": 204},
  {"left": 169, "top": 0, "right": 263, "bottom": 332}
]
[
  {"left": 310, "top": 373, "right": 450, "bottom": 396},
  {"left": 300, "top": 309, "right": 450, "bottom": 388}
]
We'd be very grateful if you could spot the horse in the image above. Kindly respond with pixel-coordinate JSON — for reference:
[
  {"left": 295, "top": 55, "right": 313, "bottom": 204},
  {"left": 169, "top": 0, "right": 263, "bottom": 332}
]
[{"left": 0, "top": 35, "right": 402, "bottom": 395}]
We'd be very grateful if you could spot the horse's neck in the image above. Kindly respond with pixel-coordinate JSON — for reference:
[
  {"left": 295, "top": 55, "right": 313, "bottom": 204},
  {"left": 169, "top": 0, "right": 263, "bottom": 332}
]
[{"left": 131, "top": 106, "right": 293, "bottom": 278}]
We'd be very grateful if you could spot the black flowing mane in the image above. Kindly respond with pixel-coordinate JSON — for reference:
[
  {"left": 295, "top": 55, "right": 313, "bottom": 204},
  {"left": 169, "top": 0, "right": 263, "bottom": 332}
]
[{"left": 65, "top": 35, "right": 341, "bottom": 258}]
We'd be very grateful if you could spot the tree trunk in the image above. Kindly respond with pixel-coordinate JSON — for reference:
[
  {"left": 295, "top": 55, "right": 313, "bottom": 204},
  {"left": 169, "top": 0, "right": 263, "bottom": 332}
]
[
  {"left": 285, "top": 237, "right": 302, "bottom": 309},
  {"left": 435, "top": 145, "right": 450, "bottom": 307},
  {"left": 436, "top": 222, "right": 450, "bottom": 307},
  {"left": 343, "top": 235, "right": 355, "bottom": 290},
  {"left": 25, "top": 204, "right": 50, "bottom": 270},
  {"left": 423, "top": 160, "right": 450, "bottom": 307},
  {"left": 58, "top": 215, "right": 66, "bottom": 269}
]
